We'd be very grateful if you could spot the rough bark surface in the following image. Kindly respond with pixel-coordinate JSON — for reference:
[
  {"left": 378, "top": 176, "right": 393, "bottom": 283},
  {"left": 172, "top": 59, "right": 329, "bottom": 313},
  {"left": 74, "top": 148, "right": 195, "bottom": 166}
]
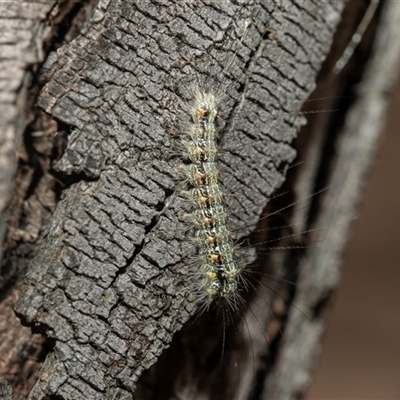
[
  {"left": 14, "top": 1, "right": 342, "bottom": 398},
  {"left": 1, "top": 0, "right": 400, "bottom": 399},
  {"left": 0, "top": 3, "right": 59, "bottom": 399},
  {"left": 0, "top": 2, "right": 54, "bottom": 264},
  {"left": 0, "top": 2, "right": 99, "bottom": 399}
]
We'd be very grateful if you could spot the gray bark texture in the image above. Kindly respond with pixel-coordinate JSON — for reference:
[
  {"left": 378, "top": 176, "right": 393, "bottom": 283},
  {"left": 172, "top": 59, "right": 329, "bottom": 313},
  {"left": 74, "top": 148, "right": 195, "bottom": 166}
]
[{"left": 1, "top": 0, "right": 400, "bottom": 399}]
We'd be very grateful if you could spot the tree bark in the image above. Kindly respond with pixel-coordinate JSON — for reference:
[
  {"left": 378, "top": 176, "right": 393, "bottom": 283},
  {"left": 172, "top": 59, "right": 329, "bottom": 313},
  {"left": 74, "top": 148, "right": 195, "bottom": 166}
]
[{"left": 1, "top": 1, "right": 400, "bottom": 399}]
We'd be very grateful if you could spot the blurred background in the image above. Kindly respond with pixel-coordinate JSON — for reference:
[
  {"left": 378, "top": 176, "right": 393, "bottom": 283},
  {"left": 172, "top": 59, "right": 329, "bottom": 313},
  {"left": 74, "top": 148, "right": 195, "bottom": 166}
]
[{"left": 305, "top": 68, "right": 400, "bottom": 398}]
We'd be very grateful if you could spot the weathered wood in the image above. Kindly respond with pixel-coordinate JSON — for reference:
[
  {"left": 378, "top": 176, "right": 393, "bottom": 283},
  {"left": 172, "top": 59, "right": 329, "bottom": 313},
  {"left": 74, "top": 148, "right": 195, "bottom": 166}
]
[
  {"left": 264, "top": 1, "right": 400, "bottom": 397},
  {"left": 0, "top": 3, "right": 58, "bottom": 399},
  {"left": 2, "top": 0, "right": 400, "bottom": 399},
  {"left": 0, "top": 1, "right": 54, "bottom": 263},
  {"left": 0, "top": 2, "right": 100, "bottom": 398},
  {"left": 15, "top": 1, "right": 342, "bottom": 398}
]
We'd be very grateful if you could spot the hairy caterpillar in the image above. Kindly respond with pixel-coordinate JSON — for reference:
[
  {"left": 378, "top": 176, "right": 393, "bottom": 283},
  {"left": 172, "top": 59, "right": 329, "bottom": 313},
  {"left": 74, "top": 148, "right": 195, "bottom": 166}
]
[{"left": 181, "top": 89, "right": 244, "bottom": 311}]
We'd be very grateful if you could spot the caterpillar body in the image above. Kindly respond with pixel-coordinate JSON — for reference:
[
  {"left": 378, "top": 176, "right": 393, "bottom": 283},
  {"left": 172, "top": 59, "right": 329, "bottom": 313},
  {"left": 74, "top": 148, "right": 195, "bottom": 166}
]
[{"left": 182, "top": 90, "right": 242, "bottom": 310}]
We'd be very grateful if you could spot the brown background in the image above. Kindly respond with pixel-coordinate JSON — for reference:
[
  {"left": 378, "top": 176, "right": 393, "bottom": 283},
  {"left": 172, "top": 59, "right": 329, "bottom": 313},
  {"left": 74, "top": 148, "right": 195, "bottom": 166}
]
[{"left": 306, "top": 73, "right": 400, "bottom": 398}]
